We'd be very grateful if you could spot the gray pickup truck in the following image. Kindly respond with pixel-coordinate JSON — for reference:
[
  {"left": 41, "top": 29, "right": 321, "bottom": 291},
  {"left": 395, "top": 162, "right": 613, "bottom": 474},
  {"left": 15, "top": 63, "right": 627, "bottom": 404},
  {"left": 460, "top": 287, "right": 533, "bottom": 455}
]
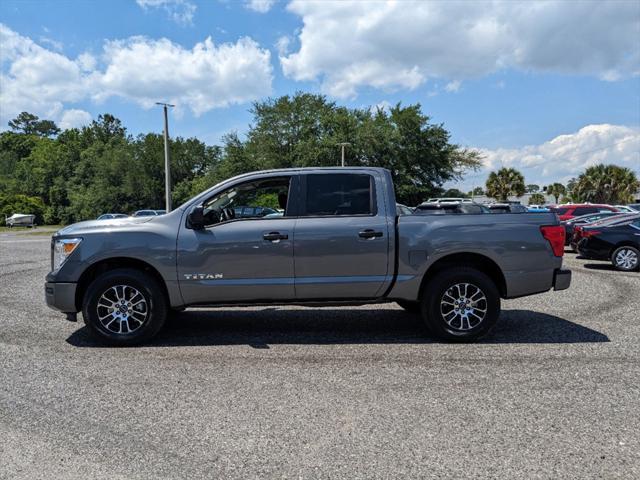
[{"left": 45, "top": 167, "right": 571, "bottom": 345}]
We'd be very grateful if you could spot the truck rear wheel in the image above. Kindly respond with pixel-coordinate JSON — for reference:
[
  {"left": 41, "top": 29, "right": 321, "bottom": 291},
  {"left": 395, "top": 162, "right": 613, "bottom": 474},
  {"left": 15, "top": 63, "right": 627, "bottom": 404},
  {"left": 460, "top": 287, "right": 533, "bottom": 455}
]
[
  {"left": 82, "top": 268, "right": 167, "bottom": 346},
  {"left": 421, "top": 267, "right": 500, "bottom": 342}
]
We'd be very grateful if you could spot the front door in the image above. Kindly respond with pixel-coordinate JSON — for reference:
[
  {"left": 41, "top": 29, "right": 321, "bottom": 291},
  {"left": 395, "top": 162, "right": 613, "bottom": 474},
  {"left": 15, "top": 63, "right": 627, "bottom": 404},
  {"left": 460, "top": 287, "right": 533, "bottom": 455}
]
[
  {"left": 177, "top": 175, "right": 296, "bottom": 304},
  {"left": 293, "top": 172, "right": 391, "bottom": 299}
]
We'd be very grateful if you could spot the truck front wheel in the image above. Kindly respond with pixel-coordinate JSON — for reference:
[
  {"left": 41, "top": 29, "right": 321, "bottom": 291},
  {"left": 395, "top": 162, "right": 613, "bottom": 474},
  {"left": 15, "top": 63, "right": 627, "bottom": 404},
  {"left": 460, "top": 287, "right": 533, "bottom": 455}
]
[
  {"left": 421, "top": 267, "right": 500, "bottom": 342},
  {"left": 82, "top": 268, "right": 167, "bottom": 346}
]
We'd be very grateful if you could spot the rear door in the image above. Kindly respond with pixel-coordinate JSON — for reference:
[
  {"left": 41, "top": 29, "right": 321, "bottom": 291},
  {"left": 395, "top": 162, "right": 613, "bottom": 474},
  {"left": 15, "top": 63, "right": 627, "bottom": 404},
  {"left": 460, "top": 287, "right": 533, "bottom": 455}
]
[{"left": 293, "top": 171, "right": 392, "bottom": 299}]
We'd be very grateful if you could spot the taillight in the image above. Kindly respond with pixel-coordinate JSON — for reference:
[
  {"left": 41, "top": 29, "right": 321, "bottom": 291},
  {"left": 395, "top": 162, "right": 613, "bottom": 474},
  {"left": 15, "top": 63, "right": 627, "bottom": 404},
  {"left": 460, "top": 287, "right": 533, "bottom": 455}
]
[
  {"left": 540, "top": 225, "right": 565, "bottom": 257},
  {"left": 582, "top": 230, "right": 602, "bottom": 238}
]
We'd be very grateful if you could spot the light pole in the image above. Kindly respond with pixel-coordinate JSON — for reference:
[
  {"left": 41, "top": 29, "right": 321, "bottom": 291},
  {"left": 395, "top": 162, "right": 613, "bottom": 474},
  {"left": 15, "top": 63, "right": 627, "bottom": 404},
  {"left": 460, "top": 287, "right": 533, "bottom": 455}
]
[
  {"left": 337, "top": 142, "right": 351, "bottom": 167},
  {"left": 156, "top": 102, "right": 175, "bottom": 212}
]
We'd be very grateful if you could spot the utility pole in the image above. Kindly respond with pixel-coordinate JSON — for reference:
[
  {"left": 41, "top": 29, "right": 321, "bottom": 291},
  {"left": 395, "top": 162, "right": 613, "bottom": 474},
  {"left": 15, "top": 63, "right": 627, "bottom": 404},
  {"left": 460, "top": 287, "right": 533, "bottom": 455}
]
[
  {"left": 156, "top": 102, "right": 175, "bottom": 212},
  {"left": 337, "top": 142, "right": 351, "bottom": 167}
]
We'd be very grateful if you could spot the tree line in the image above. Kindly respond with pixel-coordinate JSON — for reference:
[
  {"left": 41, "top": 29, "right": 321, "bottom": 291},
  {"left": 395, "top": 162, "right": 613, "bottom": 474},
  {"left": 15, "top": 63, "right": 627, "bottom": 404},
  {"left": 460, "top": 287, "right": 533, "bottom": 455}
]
[
  {"left": 483, "top": 166, "right": 638, "bottom": 205},
  {"left": 0, "top": 93, "right": 482, "bottom": 224}
]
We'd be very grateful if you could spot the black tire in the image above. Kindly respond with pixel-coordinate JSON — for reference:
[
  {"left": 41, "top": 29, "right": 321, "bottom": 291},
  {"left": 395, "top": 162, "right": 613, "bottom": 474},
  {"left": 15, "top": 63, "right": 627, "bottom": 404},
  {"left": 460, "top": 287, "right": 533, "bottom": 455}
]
[
  {"left": 82, "top": 268, "right": 167, "bottom": 346},
  {"left": 611, "top": 246, "right": 640, "bottom": 272},
  {"left": 396, "top": 300, "right": 421, "bottom": 314},
  {"left": 420, "top": 267, "right": 500, "bottom": 342}
]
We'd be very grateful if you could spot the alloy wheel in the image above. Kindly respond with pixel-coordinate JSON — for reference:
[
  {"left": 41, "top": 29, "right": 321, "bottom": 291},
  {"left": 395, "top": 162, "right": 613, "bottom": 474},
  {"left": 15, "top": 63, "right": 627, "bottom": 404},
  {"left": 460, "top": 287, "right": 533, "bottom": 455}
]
[
  {"left": 615, "top": 248, "right": 638, "bottom": 270},
  {"left": 96, "top": 285, "right": 148, "bottom": 334},
  {"left": 440, "top": 283, "right": 488, "bottom": 331}
]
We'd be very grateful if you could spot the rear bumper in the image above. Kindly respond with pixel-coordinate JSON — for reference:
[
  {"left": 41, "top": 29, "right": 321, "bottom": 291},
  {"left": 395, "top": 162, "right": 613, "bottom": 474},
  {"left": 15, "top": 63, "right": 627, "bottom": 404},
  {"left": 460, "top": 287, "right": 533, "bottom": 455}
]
[
  {"left": 553, "top": 269, "right": 571, "bottom": 291},
  {"left": 45, "top": 282, "right": 77, "bottom": 313}
]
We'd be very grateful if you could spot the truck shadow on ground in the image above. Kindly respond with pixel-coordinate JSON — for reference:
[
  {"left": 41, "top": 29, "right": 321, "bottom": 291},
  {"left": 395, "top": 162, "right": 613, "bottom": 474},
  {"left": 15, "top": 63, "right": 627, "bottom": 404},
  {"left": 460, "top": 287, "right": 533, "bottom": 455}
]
[{"left": 66, "top": 308, "right": 609, "bottom": 348}]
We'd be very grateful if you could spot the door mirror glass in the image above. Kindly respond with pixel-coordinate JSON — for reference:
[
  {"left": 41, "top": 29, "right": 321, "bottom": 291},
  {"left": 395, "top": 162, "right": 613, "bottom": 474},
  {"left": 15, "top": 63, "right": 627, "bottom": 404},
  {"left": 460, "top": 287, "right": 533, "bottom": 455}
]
[{"left": 188, "top": 205, "right": 205, "bottom": 230}]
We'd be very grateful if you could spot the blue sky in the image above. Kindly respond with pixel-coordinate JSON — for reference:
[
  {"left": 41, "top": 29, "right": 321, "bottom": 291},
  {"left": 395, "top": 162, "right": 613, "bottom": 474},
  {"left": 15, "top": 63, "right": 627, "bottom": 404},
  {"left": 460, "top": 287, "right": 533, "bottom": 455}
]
[{"left": 1, "top": 0, "right": 639, "bottom": 190}]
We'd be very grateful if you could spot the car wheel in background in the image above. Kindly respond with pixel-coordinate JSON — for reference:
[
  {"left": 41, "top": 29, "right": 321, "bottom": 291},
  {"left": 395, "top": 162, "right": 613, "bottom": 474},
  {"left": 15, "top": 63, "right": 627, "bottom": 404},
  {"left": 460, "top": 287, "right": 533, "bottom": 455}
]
[
  {"left": 420, "top": 267, "right": 500, "bottom": 342},
  {"left": 82, "top": 268, "right": 167, "bottom": 346},
  {"left": 611, "top": 246, "right": 640, "bottom": 272}
]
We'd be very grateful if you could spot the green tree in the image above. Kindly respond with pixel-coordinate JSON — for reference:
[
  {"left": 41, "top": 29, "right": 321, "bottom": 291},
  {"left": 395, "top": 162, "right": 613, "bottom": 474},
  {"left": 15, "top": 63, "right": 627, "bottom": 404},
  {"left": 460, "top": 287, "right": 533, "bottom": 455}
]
[
  {"left": 485, "top": 168, "right": 526, "bottom": 201},
  {"left": 8, "top": 111, "right": 60, "bottom": 137},
  {"left": 546, "top": 183, "right": 566, "bottom": 203},
  {"left": 525, "top": 184, "right": 540, "bottom": 193},
  {"left": 472, "top": 186, "right": 484, "bottom": 196},
  {"left": 443, "top": 188, "right": 469, "bottom": 198},
  {"left": 572, "top": 164, "right": 639, "bottom": 204},
  {"left": 235, "top": 93, "right": 481, "bottom": 205},
  {"left": 528, "top": 193, "right": 546, "bottom": 205}
]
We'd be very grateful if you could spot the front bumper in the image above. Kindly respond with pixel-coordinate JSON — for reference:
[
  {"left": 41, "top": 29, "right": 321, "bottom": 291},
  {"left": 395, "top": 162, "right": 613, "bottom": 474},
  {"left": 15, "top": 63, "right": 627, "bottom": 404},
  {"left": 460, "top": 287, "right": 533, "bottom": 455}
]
[
  {"left": 45, "top": 282, "right": 78, "bottom": 313},
  {"left": 553, "top": 269, "right": 571, "bottom": 291}
]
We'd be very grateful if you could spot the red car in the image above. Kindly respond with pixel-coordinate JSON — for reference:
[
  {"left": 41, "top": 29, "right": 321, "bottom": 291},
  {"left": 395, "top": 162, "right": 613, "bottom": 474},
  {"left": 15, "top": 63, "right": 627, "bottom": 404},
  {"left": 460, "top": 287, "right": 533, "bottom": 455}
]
[{"left": 550, "top": 204, "right": 619, "bottom": 221}]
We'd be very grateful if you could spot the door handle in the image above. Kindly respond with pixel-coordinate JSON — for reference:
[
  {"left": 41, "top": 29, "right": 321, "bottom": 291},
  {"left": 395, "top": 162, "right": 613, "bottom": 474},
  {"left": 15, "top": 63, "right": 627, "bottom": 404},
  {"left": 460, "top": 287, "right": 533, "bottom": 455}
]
[
  {"left": 263, "top": 232, "right": 288, "bottom": 241},
  {"left": 358, "top": 229, "right": 383, "bottom": 239}
]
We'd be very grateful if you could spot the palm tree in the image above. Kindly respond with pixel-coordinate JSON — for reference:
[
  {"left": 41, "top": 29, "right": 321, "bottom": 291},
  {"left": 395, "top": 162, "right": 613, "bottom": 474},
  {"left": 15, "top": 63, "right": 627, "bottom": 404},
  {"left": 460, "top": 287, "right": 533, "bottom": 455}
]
[
  {"left": 573, "top": 164, "right": 639, "bottom": 204},
  {"left": 546, "top": 183, "right": 566, "bottom": 203},
  {"left": 528, "top": 193, "right": 546, "bottom": 205},
  {"left": 485, "top": 168, "right": 526, "bottom": 202}
]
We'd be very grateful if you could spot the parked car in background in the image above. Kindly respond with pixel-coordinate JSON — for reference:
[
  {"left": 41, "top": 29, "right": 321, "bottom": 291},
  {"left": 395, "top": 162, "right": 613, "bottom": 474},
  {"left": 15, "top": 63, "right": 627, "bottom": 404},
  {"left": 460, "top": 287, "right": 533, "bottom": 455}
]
[
  {"left": 425, "top": 197, "right": 473, "bottom": 204},
  {"left": 132, "top": 210, "right": 162, "bottom": 217},
  {"left": 4, "top": 213, "right": 36, "bottom": 227},
  {"left": 232, "top": 206, "right": 279, "bottom": 218},
  {"left": 97, "top": 213, "right": 129, "bottom": 220},
  {"left": 487, "top": 203, "right": 528, "bottom": 213},
  {"left": 396, "top": 203, "right": 414, "bottom": 215},
  {"left": 577, "top": 215, "right": 640, "bottom": 271},
  {"left": 527, "top": 205, "right": 550, "bottom": 212},
  {"left": 561, "top": 211, "right": 622, "bottom": 246},
  {"left": 154, "top": 210, "right": 167, "bottom": 216},
  {"left": 415, "top": 202, "right": 488, "bottom": 214},
  {"left": 571, "top": 213, "right": 639, "bottom": 252},
  {"left": 628, "top": 204, "right": 640, "bottom": 212},
  {"left": 614, "top": 205, "right": 637, "bottom": 213},
  {"left": 550, "top": 204, "right": 619, "bottom": 221}
]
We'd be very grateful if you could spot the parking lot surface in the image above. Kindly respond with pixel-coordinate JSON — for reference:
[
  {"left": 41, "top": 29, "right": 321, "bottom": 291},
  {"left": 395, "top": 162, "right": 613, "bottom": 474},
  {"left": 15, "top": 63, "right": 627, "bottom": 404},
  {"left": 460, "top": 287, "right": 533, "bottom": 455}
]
[{"left": 1, "top": 230, "right": 638, "bottom": 479}]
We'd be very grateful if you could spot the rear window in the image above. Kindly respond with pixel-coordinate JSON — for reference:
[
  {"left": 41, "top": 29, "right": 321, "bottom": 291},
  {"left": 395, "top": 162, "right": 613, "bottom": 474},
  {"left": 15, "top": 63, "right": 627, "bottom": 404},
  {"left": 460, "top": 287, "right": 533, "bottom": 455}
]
[
  {"left": 552, "top": 207, "right": 571, "bottom": 215},
  {"left": 304, "top": 174, "right": 373, "bottom": 216},
  {"left": 573, "top": 207, "right": 600, "bottom": 216}
]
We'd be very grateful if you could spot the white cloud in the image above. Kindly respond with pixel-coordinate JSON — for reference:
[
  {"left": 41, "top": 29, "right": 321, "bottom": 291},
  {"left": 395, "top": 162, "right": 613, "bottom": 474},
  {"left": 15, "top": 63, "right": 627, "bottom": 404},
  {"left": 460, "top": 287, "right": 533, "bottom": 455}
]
[
  {"left": 244, "top": 0, "right": 276, "bottom": 13},
  {"left": 59, "top": 109, "right": 92, "bottom": 129},
  {"left": 275, "top": 35, "right": 290, "bottom": 56},
  {"left": 281, "top": 0, "right": 640, "bottom": 98},
  {"left": 0, "top": 24, "right": 273, "bottom": 127},
  {"left": 458, "top": 124, "right": 640, "bottom": 191},
  {"left": 96, "top": 35, "right": 273, "bottom": 115},
  {"left": 39, "top": 36, "right": 63, "bottom": 51},
  {"left": 444, "top": 80, "right": 461, "bottom": 93},
  {"left": 136, "top": 0, "right": 196, "bottom": 26},
  {"left": 0, "top": 24, "right": 91, "bottom": 126}
]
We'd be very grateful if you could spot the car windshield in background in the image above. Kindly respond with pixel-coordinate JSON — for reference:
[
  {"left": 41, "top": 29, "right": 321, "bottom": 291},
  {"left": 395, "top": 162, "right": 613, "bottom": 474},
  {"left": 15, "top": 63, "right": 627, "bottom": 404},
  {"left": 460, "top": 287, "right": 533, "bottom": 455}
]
[
  {"left": 590, "top": 213, "right": 639, "bottom": 227},
  {"left": 565, "top": 211, "right": 619, "bottom": 224}
]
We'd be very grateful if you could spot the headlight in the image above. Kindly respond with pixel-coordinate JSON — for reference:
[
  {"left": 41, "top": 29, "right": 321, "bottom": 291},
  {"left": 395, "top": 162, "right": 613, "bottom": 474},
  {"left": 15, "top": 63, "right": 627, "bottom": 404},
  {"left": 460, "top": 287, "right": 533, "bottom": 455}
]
[{"left": 52, "top": 238, "right": 82, "bottom": 270}]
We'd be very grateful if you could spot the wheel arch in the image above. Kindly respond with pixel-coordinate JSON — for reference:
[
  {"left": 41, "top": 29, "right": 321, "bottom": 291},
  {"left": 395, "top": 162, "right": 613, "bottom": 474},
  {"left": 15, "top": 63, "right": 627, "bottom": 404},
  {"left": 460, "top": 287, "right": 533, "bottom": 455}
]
[
  {"left": 75, "top": 257, "right": 170, "bottom": 311},
  {"left": 419, "top": 252, "right": 507, "bottom": 299},
  {"left": 611, "top": 241, "right": 639, "bottom": 256}
]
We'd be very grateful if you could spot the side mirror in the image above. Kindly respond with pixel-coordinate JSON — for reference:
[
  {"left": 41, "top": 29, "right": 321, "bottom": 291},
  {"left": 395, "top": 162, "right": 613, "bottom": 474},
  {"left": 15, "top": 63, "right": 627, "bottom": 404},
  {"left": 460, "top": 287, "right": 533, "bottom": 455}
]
[{"left": 187, "top": 205, "right": 205, "bottom": 230}]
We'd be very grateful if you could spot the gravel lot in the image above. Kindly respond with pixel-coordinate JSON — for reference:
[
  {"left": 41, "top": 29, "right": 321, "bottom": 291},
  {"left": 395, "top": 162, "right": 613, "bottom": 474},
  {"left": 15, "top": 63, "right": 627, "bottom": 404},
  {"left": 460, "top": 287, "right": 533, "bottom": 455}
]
[{"left": 1, "top": 229, "right": 638, "bottom": 479}]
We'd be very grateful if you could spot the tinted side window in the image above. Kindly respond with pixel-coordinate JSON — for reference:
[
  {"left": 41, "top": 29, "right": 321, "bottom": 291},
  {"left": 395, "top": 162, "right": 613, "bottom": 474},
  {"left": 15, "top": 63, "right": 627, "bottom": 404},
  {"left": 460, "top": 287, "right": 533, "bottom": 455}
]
[
  {"left": 552, "top": 207, "right": 570, "bottom": 215},
  {"left": 304, "top": 174, "right": 373, "bottom": 216},
  {"left": 574, "top": 207, "right": 599, "bottom": 215}
]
